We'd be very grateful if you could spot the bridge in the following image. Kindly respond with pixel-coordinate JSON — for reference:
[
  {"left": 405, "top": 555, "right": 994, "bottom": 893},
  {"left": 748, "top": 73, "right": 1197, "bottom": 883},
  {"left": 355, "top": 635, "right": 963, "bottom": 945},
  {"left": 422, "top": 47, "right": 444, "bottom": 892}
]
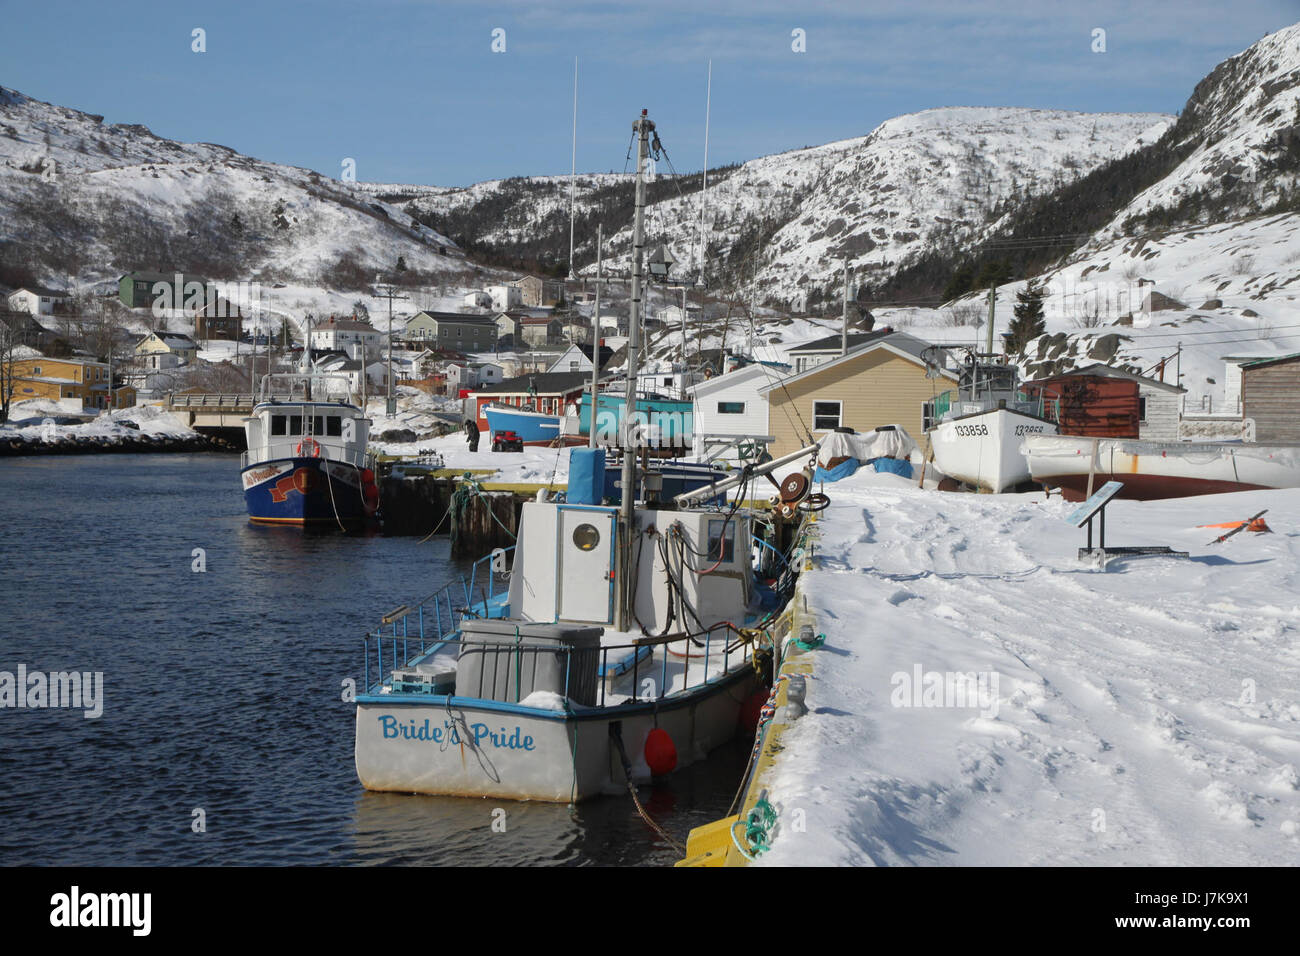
[{"left": 164, "top": 392, "right": 257, "bottom": 429}]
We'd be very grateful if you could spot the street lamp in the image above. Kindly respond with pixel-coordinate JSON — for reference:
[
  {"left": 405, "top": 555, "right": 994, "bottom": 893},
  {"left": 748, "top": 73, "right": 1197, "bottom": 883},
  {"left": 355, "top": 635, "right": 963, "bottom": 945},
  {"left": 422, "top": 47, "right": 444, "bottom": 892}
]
[{"left": 647, "top": 244, "right": 675, "bottom": 280}]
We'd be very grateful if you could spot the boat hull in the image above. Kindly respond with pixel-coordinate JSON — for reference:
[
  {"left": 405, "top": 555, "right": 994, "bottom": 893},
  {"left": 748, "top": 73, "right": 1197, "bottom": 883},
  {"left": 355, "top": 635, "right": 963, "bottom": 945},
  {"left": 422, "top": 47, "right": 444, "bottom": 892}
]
[
  {"left": 482, "top": 405, "right": 565, "bottom": 444},
  {"left": 355, "top": 667, "right": 757, "bottom": 802},
  {"left": 241, "top": 457, "right": 374, "bottom": 524},
  {"left": 930, "top": 407, "right": 1057, "bottom": 492},
  {"left": 1023, "top": 434, "right": 1300, "bottom": 501}
]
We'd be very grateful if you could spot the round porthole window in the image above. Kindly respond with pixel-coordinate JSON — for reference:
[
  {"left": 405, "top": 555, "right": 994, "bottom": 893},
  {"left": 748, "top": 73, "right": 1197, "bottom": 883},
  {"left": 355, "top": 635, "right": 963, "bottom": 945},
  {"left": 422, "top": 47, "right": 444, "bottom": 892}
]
[{"left": 572, "top": 523, "right": 600, "bottom": 551}]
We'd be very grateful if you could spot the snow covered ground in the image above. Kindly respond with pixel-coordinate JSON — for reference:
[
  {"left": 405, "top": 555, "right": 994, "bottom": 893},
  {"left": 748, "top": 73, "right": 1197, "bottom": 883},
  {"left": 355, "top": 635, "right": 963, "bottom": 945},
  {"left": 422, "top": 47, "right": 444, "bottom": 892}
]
[
  {"left": 0, "top": 401, "right": 194, "bottom": 441},
  {"left": 755, "top": 471, "right": 1300, "bottom": 865}
]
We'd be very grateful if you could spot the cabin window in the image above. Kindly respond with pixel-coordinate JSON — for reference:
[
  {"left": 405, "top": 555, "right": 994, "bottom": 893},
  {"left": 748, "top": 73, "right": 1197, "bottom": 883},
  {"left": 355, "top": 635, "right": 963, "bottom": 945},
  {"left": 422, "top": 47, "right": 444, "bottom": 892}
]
[
  {"left": 663, "top": 377, "right": 673, "bottom": 386},
  {"left": 812, "top": 400, "right": 842, "bottom": 431},
  {"left": 717, "top": 401, "right": 745, "bottom": 415},
  {"left": 270, "top": 415, "right": 287, "bottom": 436},
  {"left": 289, "top": 415, "right": 303, "bottom": 435},
  {"left": 311, "top": 415, "right": 326, "bottom": 434},
  {"left": 707, "top": 519, "right": 736, "bottom": 564},
  {"left": 325, "top": 416, "right": 342, "bottom": 437}
]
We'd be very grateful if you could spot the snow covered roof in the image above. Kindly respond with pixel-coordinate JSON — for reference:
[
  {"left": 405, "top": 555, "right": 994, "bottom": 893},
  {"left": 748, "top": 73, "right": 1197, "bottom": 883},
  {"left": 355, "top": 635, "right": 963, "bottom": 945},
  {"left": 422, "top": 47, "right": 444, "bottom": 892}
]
[{"left": 760, "top": 331, "right": 946, "bottom": 393}]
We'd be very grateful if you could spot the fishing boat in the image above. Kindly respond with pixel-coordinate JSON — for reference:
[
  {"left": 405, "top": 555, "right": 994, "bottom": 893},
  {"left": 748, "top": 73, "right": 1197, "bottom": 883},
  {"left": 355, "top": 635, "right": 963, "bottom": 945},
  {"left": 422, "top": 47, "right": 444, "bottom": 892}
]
[
  {"left": 241, "top": 371, "right": 379, "bottom": 525},
  {"left": 1022, "top": 434, "right": 1300, "bottom": 501},
  {"left": 924, "top": 346, "right": 1058, "bottom": 492},
  {"left": 353, "top": 109, "right": 818, "bottom": 803},
  {"left": 481, "top": 402, "right": 571, "bottom": 446}
]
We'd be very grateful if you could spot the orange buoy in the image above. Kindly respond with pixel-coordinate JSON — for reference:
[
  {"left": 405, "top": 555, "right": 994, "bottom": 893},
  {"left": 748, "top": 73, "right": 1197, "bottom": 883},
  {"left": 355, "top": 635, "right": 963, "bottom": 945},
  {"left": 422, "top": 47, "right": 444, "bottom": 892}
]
[{"left": 644, "top": 728, "right": 677, "bottom": 776}]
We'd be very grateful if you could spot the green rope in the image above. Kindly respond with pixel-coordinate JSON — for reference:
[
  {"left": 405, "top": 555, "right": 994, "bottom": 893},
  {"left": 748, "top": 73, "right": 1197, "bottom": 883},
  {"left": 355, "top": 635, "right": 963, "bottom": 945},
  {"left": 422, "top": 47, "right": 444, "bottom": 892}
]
[
  {"left": 790, "top": 631, "right": 825, "bottom": 652},
  {"left": 730, "top": 795, "right": 778, "bottom": 860}
]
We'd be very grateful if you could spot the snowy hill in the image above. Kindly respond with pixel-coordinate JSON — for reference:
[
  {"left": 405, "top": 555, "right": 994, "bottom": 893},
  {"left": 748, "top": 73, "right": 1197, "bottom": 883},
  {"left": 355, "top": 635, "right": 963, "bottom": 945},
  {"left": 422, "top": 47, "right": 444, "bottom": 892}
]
[{"left": 0, "top": 86, "right": 465, "bottom": 297}]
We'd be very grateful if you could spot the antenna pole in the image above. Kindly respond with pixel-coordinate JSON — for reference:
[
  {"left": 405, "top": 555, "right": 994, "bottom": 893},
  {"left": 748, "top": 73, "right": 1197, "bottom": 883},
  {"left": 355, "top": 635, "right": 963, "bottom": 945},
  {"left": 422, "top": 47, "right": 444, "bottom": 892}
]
[
  {"left": 985, "top": 283, "right": 995, "bottom": 356},
  {"left": 568, "top": 57, "right": 578, "bottom": 280},
  {"left": 589, "top": 223, "right": 603, "bottom": 449},
  {"left": 841, "top": 258, "right": 850, "bottom": 356}
]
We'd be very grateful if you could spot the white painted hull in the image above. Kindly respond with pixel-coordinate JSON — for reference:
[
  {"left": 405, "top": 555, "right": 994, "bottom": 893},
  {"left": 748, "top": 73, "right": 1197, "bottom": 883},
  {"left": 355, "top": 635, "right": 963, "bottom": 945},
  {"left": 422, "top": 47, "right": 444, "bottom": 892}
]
[
  {"left": 931, "top": 408, "right": 1057, "bottom": 492},
  {"left": 355, "top": 668, "right": 757, "bottom": 802},
  {"left": 1022, "top": 434, "right": 1300, "bottom": 501}
]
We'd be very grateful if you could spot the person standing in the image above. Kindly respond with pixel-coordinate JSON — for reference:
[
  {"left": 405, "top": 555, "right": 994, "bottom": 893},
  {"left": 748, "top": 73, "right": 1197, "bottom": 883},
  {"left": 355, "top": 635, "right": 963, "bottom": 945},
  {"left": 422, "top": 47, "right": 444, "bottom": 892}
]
[{"left": 464, "top": 418, "right": 480, "bottom": 453}]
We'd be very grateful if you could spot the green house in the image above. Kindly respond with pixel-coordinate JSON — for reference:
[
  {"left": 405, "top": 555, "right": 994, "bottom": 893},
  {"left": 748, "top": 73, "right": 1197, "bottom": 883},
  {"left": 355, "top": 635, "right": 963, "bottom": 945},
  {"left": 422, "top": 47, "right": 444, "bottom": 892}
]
[{"left": 118, "top": 271, "right": 210, "bottom": 309}]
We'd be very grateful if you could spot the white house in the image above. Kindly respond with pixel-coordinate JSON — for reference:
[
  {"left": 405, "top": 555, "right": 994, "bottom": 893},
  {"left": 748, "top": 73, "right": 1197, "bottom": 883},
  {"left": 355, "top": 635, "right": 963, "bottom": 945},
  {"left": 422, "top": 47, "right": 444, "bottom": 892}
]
[
  {"left": 315, "top": 353, "right": 365, "bottom": 398},
  {"left": 446, "top": 361, "right": 504, "bottom": 394},
  {"left": 546, "top": 343, "right": 615, "bottom": 375},
  {"left": 687, "top": 362, "right": 786, "bottom": 460},
  {"left": 486, "top": 285, "right": 523, "bottom": 313},
  {"left": 463, "top": 291, "right": 493, "bottom": 310},
  {"left": 309, "top": 316, "right": 383, "bottom": 358},
  {"left": 6, "top": 286, "right": 70, "bottom": 316}
]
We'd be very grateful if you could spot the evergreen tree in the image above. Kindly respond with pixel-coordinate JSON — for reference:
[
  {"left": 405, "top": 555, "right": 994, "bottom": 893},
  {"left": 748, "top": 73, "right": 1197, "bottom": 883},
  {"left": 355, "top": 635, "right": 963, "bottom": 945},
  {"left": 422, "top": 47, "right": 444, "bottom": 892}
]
[
  {"left": 395, "top": 255, "right": 408, "bottom": 273},
  {"left": 1007, "top": 277, "right": 1047, "bottom": 355}
]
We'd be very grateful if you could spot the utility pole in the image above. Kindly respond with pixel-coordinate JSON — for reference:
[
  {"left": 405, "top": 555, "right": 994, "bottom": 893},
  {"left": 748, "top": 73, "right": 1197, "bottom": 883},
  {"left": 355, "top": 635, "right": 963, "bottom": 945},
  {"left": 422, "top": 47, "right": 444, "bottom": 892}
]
[
  {"left": 374, "top": 277, "right": 410, "bottom": 416},
  {"left": 841, "top": 258, "right": 850, "bottom": 356},
  {"left": 985, "top": 283, "right": 996, "bottom": 356}
]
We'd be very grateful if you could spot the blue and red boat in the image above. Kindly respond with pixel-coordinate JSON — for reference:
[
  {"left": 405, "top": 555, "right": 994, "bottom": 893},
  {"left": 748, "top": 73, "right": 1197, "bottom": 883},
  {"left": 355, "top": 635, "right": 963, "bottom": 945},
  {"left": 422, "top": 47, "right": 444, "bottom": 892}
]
[{"left": 241, "top": 374, "right": 379, "bottom": 526}]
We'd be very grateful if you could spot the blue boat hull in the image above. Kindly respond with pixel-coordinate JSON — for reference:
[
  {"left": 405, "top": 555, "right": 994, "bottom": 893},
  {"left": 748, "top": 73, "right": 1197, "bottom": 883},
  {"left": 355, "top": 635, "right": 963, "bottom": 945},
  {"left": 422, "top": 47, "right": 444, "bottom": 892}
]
[
  {"left": 483, "top": 406, "right": 563, "bottom": 444},
  {"left": 241, "top": 457, "right": 374, "bottom": 525}
]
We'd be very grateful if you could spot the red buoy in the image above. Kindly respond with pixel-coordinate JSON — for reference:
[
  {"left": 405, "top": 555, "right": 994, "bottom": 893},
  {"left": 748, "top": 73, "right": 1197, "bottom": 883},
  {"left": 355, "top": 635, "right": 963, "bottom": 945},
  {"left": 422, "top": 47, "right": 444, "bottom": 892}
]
[{"left": 644, "top": 728, "right": 677, "bottom": 776}]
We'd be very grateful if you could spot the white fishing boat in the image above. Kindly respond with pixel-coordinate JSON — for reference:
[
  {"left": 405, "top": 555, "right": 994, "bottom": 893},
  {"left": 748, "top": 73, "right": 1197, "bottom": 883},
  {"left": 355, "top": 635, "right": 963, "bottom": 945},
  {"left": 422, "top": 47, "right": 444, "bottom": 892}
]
[
  {"left": 925, "top": 347, "right": 1057, "bottom": 492},
  {"left": 353, "top": 109, "right": 818, "bottom": 803},
  {"left": 1022, "top": 434, "right": 1300, "bottom": 501}
]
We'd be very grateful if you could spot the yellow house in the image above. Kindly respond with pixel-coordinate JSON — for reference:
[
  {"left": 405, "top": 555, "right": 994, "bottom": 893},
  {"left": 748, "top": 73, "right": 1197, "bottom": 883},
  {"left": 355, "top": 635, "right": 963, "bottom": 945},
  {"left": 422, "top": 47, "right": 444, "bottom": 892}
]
[
  {"left": 759, "top": 331, "right": 957, "bottom": 458},
  {"left": 8, "top": 356, "right": 130, "bottom": 409},
  {"left": 135, "top": 331, "right": 199, "bottom": 366}
]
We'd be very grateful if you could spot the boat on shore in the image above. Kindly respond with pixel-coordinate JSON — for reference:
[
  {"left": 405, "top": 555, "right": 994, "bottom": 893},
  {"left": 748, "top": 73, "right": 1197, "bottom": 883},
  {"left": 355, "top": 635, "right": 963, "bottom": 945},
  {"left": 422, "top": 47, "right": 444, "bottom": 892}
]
[
  {"left": 1022, "top": 433, "right": 1300, "bottom": 500},
  {"left": 924, "top": 347, "right": 1057, "bottom": 492},
  {"left": 481, "top": 402, "right": 572, "bottom": 446},
  {"left": 241, "top": 372, "right": 379, "bottom": 525}
]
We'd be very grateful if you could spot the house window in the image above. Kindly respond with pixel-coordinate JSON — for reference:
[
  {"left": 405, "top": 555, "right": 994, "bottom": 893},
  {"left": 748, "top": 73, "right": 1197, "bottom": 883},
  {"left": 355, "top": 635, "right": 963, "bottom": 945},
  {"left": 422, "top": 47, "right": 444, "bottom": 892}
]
[
  {"left": 32, "top": 366, "right": 41, "bottom": 375},
  {"left": 717, "top": 401, "right": 745, "bottom": 414},
  {"left": 812, "top": 400, "right": 842, "bottom": 431},
  {"left": 1139, "top": 396, "right": 1147, "bottom": 423}
]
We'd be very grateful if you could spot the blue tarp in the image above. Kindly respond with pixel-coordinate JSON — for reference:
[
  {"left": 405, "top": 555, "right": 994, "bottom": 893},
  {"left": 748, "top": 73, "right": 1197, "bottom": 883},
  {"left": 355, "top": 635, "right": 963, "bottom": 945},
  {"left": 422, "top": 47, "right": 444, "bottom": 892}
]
[
  {"left": 812, "top": 458, "right": 860, "bottom": 483},
  {"left": 567, "top": 447, "right": 605, "bottom": 504},
  {"left": 871, "top": 456, "right": 913, "bottom": 478}
]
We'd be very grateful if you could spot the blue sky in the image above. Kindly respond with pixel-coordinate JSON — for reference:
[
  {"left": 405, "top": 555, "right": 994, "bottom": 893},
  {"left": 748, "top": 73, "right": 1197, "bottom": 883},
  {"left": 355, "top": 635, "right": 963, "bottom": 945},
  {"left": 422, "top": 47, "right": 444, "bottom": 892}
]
[{"left": 5, "top": 0, "right": 1298, "bottom": 186}]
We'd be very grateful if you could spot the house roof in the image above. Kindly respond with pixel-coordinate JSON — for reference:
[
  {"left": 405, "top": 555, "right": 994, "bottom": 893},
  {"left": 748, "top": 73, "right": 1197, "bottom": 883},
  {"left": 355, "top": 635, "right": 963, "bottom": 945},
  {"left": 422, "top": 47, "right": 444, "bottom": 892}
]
[
  {"left": 409, "top": 311, "right": 496, "bottom": 325},
  {"left": 121, "top": 271, "right": 210, "bottom": 285},
  {"left": 314, "top": 317, "right": 379, "bottom": 332},
  {"left": 471, "top": 371, "right": 594, "bottom": 396},
  {"left": 786, "top": 328, "right": 896, "bottom": 353},
  {"left": 1241, "top": 352, "right": 1300, "bottom": 370},
  {"left": 759, "top": 331, "right": 949, "bottom": 393},
  {"left": 689, "top": 361, "right": 785, "bottom": 397},
  {"left": 11, "top": 285, "right": 68, "bottom": 298},
  {"left": 1025, "top": 362, "right": 1186, "bottom": 393}
]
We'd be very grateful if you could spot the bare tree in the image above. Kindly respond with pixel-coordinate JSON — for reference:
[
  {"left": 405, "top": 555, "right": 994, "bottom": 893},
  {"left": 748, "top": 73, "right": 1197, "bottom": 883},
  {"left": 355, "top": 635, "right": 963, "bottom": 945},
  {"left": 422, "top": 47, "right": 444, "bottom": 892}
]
[{"left": 0, "top": 322, "right": 18, "bottom": 423}]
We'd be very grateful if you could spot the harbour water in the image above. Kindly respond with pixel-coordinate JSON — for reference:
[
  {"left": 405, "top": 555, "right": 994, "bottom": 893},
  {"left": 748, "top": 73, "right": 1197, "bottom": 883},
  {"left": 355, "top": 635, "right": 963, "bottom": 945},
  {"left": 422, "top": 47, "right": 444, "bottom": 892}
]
[{"left": 0, "top": 454, "right": 746, "bottom": 865}]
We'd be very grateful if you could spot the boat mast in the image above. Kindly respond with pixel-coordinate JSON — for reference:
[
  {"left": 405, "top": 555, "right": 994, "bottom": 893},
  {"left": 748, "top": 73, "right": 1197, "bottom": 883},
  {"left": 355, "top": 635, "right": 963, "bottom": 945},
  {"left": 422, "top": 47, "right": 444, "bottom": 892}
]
[
  {"left": 588, "top": 222, "right": 603, "bottom": 450},
  {"left": 617, "top": 109, "right": 654, "bottom": 630}
]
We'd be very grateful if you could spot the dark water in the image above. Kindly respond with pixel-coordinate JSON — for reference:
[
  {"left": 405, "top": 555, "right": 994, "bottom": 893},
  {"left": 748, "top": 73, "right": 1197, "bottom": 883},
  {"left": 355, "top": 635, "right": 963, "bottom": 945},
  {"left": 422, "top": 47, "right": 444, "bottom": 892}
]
[{"left": 0, "top": 454, "right": 747, "bottom": 866}]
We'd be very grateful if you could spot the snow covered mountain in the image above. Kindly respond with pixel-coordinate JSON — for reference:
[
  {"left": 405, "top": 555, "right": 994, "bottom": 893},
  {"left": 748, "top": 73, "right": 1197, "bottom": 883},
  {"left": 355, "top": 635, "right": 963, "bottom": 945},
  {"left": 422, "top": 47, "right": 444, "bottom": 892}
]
[
  {"left": 402, "top": 107, "right": 1170, "bottom": 307},
  {"left": 0, "top": 86, "right": 464, "bottom": 295}
]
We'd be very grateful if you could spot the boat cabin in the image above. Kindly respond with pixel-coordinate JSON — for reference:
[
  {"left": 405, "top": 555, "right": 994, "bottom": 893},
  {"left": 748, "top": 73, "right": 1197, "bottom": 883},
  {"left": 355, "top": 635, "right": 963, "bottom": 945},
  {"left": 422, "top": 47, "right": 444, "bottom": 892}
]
[{"left": 244, "top": 400, "right": 371, "bottom": 467}]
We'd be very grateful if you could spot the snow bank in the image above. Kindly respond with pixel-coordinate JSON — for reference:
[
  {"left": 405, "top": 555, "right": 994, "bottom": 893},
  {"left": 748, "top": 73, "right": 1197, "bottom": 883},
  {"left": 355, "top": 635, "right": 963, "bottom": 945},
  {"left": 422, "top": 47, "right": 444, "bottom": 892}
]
[{"left": 755, "top": 474, "right": 1300, "bottom": 865}]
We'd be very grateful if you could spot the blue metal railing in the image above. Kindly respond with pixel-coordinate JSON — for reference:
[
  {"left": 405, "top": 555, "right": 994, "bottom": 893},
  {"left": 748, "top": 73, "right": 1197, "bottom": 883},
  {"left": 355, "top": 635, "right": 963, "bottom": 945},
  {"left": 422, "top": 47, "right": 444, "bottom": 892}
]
[{"left": 362, "top": 546, "right": 514, "bottom": 694}]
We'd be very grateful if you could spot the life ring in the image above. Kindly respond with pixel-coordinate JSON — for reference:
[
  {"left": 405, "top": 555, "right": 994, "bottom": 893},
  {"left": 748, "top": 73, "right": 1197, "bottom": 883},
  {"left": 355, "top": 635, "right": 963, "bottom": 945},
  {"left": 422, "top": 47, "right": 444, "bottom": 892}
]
[{"left": 296, "top": 437, "right": 322, "bottom": 458}]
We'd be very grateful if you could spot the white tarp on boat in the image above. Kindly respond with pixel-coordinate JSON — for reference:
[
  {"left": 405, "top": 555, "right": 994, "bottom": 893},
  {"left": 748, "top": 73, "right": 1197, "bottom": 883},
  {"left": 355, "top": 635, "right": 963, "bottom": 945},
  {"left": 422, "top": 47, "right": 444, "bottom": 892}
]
[{"left": 817, "top": 426, "right": 918, "bottom": 467}]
